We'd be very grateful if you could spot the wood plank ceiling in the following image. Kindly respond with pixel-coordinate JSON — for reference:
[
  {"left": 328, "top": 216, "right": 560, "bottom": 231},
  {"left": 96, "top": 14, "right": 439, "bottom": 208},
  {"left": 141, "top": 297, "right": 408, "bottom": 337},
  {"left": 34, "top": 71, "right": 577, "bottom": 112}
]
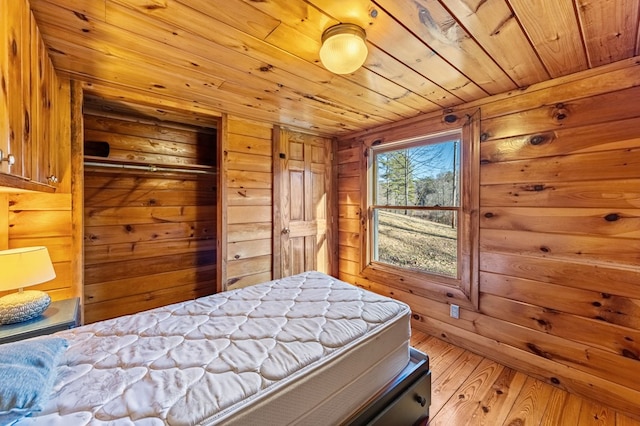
[{"left": 30, "top": 0, "right": 640, "bottom": 135}]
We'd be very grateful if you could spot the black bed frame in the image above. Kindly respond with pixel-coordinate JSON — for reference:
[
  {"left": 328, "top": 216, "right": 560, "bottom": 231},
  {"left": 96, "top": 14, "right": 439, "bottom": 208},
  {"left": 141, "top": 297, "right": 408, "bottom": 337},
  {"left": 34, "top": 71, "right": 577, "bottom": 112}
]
[{"left": 345, "top": 347, "right": 431, "bottom": 426}]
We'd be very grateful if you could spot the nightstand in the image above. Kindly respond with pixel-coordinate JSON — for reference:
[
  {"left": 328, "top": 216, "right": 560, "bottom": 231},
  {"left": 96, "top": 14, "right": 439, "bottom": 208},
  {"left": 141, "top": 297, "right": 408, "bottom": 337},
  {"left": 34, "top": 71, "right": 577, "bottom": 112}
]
[{"left": 0, "top": 298, "right": 79, "bottom": 344}]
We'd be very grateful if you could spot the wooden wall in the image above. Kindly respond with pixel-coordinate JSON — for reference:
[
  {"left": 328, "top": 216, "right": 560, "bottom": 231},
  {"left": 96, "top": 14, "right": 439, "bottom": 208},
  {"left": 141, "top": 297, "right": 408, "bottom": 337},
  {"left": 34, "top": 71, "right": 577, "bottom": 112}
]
[
  {"left": 82, "top": 113, "right": 218, "bottom": 323},
  {"left": 0, "top": 72, "right": 76, "bottom": 301},
  {"left": 0, "top": 192, "right": 74, "bottom": 300},
  {"left": 219, "top": 117, "right": 336, "bottom": 291},
  {"left": 1, "top": 0, "right": 76, "bottom": 303},
  {"left": 337, "top": 60, "right": 640, "bottom": 418},
  {"left": 221, "top": 116, "right": 274, "bottom": 291}
]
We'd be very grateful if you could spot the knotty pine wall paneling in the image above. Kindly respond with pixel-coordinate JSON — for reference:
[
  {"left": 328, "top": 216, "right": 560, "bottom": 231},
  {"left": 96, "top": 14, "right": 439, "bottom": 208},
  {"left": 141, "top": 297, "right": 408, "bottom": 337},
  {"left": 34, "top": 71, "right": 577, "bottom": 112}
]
[
  {"left": 1, "top": 0, "right": 66, "bottom": 191},
  {"left": 223, "top": 116, "right": 274, "bottom": 290},
  {"left": 0, "top": 75, "right": 75, "bottom": 302},
  {"left": 0, "top": 193, "right": 74, "bottom": 301},
  {"left": 336, "top": 60, "right": 640, "bottom": 419},
  {"left": 1, "top": 0, "right": 77, "bottom": 303},
  {"left": 83, "top": 113, "right": 218, "bottom": 323},
  {"left": 220, "top": 117, "right": 336, "bottom": 291}
]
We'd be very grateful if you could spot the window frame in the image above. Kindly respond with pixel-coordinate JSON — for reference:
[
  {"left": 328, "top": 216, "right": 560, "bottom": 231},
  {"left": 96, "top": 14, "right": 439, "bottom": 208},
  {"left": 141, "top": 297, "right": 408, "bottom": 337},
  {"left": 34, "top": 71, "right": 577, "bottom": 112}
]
[
  {"left": 370, "top": 130, "right": 462, "bottom": 279},
  {"left": 359, "top": 113, "right": 480, "bottom": 310}
]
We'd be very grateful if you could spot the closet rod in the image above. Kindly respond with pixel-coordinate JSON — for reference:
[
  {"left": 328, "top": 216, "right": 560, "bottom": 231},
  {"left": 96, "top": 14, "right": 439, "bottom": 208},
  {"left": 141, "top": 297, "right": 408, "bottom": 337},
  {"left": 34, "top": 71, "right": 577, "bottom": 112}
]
[{"left": 84, "top": 161, "right": 216, "bottom": 175}]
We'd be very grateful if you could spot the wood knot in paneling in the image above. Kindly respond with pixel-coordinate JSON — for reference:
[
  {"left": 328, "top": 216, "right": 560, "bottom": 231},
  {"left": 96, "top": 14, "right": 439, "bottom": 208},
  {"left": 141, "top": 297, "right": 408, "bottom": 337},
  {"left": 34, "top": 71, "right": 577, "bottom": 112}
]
[
  {"left": 552, "top": 103, "right": 569, "bottom": 121},
  {"left": 604, "top": 213, "right": 620, "bottom": 221},
  {"left": 519, "top": 184, "right": 551, "bottom": 192},
  {"left": 444, "top": 114, "right": 458, "bottom": 123},
  {"left": 533, "top": 317, "right": 551, "bottom": 330},
  {"left": 23, "top": 110, "right": 29, "bottom": 135},
  {"left": 73, "top": 11, "right": 89, "bottom": 22},
  {"left": 527, "top": 343, "right": 551, "bottom": 359},
  {"left": 529, "top": 134, "right": 549, "bottom": 145},
  {"left": 143, "top": 1, "right": 168, "bottom": 11}
]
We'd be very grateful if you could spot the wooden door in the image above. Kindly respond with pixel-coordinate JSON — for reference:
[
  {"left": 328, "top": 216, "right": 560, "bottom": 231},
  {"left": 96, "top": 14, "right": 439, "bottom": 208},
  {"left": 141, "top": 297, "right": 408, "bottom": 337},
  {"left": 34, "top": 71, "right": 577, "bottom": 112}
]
[{"left": 274, "top": 127, "right": 336, "bottom": 278}]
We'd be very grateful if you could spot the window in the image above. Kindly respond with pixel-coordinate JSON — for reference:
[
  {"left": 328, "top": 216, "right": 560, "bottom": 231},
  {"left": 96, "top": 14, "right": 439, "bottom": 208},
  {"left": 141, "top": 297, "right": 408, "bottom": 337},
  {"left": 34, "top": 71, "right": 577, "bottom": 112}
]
[
  {"left": 371, "top": 131, "right": 461, "bottom": 278},
  {"left": 362, "top": 115, "right": 479, "bottom": 310}
]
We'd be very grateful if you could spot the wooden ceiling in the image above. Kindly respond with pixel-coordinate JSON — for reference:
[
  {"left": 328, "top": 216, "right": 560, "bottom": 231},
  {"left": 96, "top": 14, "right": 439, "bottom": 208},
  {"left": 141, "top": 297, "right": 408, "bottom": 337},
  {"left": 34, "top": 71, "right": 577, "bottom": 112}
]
[{"left": 30, "top": 0, "right": 640, "bottom": 135}]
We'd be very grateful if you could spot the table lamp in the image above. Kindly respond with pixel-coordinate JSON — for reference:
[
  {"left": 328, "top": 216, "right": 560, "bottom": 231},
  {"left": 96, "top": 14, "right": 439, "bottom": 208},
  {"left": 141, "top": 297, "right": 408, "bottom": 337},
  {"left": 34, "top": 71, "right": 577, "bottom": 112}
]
[{"left": 0, "top": 246, "right": 56, "bottom": 325}]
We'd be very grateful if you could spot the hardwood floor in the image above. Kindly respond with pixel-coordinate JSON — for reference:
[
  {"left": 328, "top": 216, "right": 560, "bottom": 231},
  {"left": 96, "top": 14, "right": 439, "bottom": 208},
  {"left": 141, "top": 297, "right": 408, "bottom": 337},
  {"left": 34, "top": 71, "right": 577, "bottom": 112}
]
[{"left": 410, "top": 329, "right": 640, "bottom": 426}]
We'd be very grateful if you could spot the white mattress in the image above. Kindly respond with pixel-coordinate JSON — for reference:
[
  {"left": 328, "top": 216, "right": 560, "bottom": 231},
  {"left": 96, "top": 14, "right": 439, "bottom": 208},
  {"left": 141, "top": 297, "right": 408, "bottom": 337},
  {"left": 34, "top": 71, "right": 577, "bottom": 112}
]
[{"left": 18, "top": 271, "right": 411, "bottom": 425}]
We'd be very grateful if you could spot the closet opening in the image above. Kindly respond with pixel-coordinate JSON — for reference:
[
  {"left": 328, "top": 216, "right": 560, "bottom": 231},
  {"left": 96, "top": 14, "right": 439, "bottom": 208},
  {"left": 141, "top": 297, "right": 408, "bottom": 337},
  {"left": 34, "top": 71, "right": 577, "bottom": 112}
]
[{"left": 81, "top": 95, "right": 220, "bottom": 323}]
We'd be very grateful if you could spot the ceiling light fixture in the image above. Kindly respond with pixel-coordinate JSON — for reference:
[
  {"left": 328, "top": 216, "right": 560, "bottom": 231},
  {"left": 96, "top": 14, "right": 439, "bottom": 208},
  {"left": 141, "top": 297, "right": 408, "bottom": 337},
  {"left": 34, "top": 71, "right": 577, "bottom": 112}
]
[{"left": 319, "top": 23, "right": 368, "bottom": 75}]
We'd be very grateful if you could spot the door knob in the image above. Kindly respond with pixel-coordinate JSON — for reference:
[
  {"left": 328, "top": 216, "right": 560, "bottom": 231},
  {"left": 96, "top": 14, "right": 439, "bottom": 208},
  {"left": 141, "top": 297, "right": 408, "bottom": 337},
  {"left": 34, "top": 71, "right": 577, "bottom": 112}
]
[
  {"left": 282, "top": 228, "right": 290, "bottom": 235},
  {"left": 0, "top": 150, "right": 15, "bottom": 166}
]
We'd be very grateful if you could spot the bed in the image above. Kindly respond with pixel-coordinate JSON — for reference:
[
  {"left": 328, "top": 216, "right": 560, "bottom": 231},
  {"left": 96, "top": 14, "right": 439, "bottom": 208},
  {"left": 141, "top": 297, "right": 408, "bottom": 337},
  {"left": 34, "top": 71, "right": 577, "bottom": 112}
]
[{"left": 2, "top": 271, "right": 430, "bottom": 425}]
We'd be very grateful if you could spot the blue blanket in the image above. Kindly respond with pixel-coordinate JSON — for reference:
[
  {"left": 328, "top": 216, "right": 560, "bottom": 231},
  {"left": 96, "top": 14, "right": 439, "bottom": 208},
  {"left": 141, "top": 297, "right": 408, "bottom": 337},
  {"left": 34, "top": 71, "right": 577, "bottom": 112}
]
[{"left": 0, "top": 337, "right": 68, "bottom": 424}]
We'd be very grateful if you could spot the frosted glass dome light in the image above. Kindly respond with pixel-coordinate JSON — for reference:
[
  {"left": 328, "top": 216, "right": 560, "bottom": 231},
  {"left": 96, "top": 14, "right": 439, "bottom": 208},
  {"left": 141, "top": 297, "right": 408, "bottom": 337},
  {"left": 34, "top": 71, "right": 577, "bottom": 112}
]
[{"left": 319, "top": 24, "right": 368, "bottom": 75}]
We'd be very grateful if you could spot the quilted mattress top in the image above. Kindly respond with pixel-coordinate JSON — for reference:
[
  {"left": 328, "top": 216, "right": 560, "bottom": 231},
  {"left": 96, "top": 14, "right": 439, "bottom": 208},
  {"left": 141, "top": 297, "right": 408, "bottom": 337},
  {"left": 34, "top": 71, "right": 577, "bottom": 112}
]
[{"left": 20, "top": 271, "right": 410, "bottom": 425}]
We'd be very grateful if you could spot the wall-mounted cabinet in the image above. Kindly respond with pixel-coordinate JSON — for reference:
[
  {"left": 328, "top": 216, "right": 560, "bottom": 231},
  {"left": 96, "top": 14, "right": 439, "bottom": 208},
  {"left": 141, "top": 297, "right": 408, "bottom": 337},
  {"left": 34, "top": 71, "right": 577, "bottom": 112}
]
[{"left": 0, "top": 0, "right": 61, "bottom": 192}]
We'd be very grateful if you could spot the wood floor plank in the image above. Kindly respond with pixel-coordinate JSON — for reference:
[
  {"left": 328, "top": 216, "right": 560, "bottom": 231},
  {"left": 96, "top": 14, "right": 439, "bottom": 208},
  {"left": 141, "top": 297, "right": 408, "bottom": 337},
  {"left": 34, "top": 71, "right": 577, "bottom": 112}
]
[
  {"left": 410, "top": 329, "right": 434, "bottom": 350},
  {"left": 429, "top": 358, "right": 505, "bottom": 426},
  {"left": 464, "top": 367, "right": 528, "bottom": 426},
  {"left": 424, "top": 338, "right": 467, "bottom": 374},
  {"left": 429, "top": 350, "right": 484, "bottom": 420},
  {"left": 499, "top": 377, "right": 554, "bottom": 425},
  {"left": 540, "top": 387, "right": 574, "bottom": 426},
  {"left": 410, "top": 332, "right": 639, "bottom": 425},
  {"left": 412, "top": 329, "right": 466, "bottom": 374}
]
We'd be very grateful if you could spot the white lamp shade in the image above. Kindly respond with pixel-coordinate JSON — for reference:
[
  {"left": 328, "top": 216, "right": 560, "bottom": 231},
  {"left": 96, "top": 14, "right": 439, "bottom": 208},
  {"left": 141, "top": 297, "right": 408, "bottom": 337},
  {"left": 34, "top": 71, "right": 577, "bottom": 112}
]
[
  {"left": 320, "top": 24, "right": 368, "bottom": 75},
  {"left": 0, "top": 246, "right": 56, "bottom": 292}
]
